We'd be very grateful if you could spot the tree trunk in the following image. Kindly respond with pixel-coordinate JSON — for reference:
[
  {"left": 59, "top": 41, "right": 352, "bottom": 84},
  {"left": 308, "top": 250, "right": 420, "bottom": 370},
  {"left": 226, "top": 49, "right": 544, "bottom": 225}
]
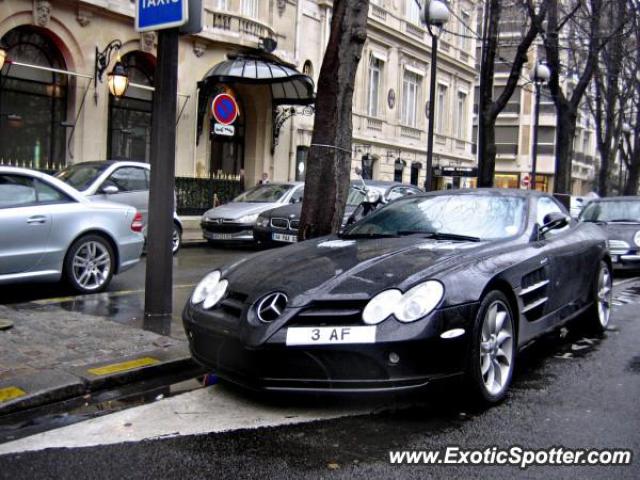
[
  {"left": 554, "top": 107, "right": 577, "bottom": 194},
  {"left": 298, "top": 0, "right": 369, "bottom": 240}
]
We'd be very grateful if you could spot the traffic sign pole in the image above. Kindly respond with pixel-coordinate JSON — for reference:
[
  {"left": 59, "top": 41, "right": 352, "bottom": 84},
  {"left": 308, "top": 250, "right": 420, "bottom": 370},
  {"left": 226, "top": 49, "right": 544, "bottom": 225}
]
[{"left": 143, "top": 28, "right": 179, "bottom": 333}]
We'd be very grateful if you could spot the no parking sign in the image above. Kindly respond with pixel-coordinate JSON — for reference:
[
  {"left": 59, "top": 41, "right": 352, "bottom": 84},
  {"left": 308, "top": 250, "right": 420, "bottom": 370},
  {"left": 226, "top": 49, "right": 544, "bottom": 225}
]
[{"left": 210, "top": 93, "right": 239, "bottom": 126}]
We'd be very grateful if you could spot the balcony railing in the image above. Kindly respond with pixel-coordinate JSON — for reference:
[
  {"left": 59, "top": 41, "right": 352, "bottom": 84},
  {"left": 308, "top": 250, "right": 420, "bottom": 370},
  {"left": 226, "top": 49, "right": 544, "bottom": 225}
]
[
  {"left": 400, "top": 125, "right": 422, "bottom": 139},
  {"left": 371, "top": 5, "right": 387, "bottom": 21},
  {"left": 203, "top": 9, "right": 276, "bottom": 44}
]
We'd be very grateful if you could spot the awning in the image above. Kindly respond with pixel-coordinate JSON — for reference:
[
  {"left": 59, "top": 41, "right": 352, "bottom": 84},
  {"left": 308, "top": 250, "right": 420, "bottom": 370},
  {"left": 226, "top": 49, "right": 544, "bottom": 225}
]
[{"left": 197, "top": 54, "right": 315, "bottom": 143}]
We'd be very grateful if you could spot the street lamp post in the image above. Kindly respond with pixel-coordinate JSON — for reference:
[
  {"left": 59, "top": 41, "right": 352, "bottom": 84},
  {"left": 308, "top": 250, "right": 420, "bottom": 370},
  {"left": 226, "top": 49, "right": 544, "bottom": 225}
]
[
  {"left": 420, "top": 0, "right": 450, "bottom": 191},
  {"left": 530, "top": 62, "right": 551, "bottom": 191}
]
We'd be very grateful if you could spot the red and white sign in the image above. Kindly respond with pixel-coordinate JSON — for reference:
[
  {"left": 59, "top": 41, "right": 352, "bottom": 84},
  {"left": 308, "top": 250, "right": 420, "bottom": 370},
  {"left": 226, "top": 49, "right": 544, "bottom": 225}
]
[
  {"left": 210, "top": 93, "right": 239, "bottom": 126},
  {"left": 521, "top": 174, "right": 531, "bottom": 188}
]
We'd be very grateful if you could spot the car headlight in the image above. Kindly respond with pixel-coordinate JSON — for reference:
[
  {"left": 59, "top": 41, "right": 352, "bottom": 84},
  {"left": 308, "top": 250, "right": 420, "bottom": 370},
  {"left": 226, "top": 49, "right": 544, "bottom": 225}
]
[
  {"left": 634, "top": 231, "right": 640, "bottom": 247},
  {"left": 362, "top": 281, "right": 444, "bottom": 324},
  {"left": 237, "top": 213, "right": 259, "bottom": 224},
  {"left": 192, "top": 270, "right": 229, "bottom": 309},
  {"left": 257, "top": 216, "right": 270, "bottom": 228},
  {"left": 362, "top": 290, "right": 403, "bottom": 325}
]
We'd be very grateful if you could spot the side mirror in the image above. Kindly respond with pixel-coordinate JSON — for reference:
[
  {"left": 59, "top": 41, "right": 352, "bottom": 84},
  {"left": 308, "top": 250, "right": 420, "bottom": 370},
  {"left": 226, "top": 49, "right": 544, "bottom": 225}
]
[
  {"left": 364, "top": 190, "right": 381, "bottom": 204},
  {"left": 539, "top": 212, "right": 569, "bottom": 237},
  {"left": 101, "top": 185, "right": 119, "bottom": 195},
  {"left": 354, "top": 167, "right": 362, "bottom": 176}
]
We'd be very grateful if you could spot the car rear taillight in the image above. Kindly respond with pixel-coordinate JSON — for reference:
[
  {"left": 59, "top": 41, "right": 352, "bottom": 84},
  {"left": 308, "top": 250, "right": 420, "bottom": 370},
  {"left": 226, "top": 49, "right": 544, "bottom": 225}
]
[{"left": 131, "top": 212, "right": 144, "bottom": 232}]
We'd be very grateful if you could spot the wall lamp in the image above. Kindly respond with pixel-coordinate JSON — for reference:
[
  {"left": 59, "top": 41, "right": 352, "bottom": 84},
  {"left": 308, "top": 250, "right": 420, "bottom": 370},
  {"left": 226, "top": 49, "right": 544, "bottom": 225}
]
[{"left": 94, "top": 40, "right": 129, "bottom": 104}]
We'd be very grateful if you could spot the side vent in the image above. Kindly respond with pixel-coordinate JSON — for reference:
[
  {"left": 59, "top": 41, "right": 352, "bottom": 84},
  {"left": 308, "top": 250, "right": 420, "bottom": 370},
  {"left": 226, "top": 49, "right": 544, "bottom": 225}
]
[{"left": 519, "top": 268, "right": 549, "bottom": 321}]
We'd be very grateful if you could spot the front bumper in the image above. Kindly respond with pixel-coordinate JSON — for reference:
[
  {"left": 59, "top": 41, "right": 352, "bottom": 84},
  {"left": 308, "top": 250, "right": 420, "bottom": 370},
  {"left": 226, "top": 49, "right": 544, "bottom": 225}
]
[
  {"left": 610, "top": 250, "right": 640, "bottom": 269},
  {"left": 183, "top": 301, "right": 478, "bottom": 393},
  {"left": 201, "top": 222, "right": 255, "bottom": 242}
]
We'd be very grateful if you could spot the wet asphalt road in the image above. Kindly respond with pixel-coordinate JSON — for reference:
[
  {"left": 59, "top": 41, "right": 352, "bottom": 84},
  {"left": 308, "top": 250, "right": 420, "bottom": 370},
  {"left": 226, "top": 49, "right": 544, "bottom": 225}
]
[
  {"left": 0, "top": 244, "right": 252, "bottom": 339},
  {"left": 1, "top": 281, "right": 639, "bottom": 479}
]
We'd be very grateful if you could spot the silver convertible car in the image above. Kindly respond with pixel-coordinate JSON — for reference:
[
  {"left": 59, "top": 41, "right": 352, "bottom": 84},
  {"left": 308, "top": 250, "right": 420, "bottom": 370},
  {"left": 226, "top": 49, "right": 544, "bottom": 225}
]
[{"left": 0, "top": 167, "right": 144, "bottom": 293}]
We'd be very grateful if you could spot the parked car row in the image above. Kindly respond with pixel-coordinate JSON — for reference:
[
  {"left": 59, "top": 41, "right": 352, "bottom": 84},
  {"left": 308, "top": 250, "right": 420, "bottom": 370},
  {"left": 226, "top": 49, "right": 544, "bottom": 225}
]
[{"left": 202, "top": 180, "right": 423, "bottom": 247}]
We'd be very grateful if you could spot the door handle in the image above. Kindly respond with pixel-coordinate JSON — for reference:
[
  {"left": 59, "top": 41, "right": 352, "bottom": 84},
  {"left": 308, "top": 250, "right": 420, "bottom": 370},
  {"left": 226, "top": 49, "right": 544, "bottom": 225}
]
[{"left": 27, "top": 215, "right": 47, "bottom": 224}]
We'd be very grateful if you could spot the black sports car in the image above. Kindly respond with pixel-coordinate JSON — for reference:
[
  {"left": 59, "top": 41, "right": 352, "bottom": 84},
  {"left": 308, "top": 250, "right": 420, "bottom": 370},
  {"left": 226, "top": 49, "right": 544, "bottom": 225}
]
[
  {"left": 579, "top": 196, "right": 640, "bottom": 270},
  {"left": 253, "top": 181, "right": 422, "bottom": 245},
  {"left": 183, "top": 189, "right": 611, "bottom": 404}
]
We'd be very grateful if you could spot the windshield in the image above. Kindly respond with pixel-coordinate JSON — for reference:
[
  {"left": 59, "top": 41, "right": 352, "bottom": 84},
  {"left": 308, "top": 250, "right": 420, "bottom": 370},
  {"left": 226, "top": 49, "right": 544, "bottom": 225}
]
[
  {"left": 343, "top": 194, "right": 526, "bottom": 240},
  {"left": 233, "top": 184, "right": 294, "bottom": 203},
  {"left": 56, "top": 163, "right": 109, "bottom": 191},
  {"left": 346, "top": 186, "right": 385, "bottom": 206},
  {"left": 580, "top": 200, "right": 640, "bottom": 223}
]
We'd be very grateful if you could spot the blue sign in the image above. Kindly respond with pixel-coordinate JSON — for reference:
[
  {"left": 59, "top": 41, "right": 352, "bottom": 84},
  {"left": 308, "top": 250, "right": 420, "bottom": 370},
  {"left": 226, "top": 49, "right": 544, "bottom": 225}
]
[{"left": 135, "top": 0, "right": 189, "bottom": 32}]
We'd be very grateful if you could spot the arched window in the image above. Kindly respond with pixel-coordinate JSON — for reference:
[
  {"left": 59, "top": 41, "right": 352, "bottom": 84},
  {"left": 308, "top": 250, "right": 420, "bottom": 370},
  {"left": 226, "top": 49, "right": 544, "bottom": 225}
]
[
  {"left": 107, "top": 51, "right": 155, "bottom": 162},
  {"left": 0, "top": 26, "right": 68, "bottom": 171}
]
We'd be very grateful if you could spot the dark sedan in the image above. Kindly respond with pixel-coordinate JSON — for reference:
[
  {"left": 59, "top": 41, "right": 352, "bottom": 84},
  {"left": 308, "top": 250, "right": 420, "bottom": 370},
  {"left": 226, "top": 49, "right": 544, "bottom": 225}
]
[
  {"left": 184, "top": 189, "right": 610, "bottom": 404},
  {"left": 579, "top": 196, "right": 640, "bottom": 270},
  {"left": 253, "top": 181, "right": 422, "bottom": 245}
]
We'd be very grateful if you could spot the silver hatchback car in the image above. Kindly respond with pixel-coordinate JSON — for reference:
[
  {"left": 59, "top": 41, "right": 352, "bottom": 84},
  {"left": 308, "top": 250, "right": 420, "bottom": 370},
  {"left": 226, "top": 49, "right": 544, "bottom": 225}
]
[
  {"left": 0, "top": 167, "right": 144, "bottom": 293},
  {"left": 55, "top": 161, "right": 183, "bottom": 254}
]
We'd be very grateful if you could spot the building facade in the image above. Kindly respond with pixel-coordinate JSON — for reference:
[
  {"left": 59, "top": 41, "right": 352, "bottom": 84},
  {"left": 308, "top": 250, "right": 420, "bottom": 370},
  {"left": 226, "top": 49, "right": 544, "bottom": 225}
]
[
  {"left": 0, "top": 0, "right": 478, "bottom": 211},
  {"left": 473, "top": 5, "right": 597, "bottom": 195}
]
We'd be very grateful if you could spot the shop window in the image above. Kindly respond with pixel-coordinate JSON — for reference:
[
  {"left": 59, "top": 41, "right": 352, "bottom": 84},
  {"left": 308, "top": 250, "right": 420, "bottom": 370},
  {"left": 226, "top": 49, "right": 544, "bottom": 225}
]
[
  {"left": 0, "top": 26, "right": 68, "bottom": 171},
  {"left": 494, "top": 173, "right": 520, "bottom": 189},
  {"left": 107, "top": 52, "right": 155, "bottom": 162}
]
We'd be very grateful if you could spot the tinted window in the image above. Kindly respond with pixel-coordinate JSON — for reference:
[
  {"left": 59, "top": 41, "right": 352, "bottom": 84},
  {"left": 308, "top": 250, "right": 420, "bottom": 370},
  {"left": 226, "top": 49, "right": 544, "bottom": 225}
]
[
  {"left": 347, "top": 187, "right": 366, "bottom": 206},
  {"left": 344, "top": 194, "right": 526, "bottom": 240},
  {"left": 0, "top": 175, "right": 36, "bottom": 208},
  {"left": 107, "top": 167, "right": 149, "bottom": 192},
  {"left": 35, "top": 179, "right": 71, "bottom": 204},
  {"left": 56, "top": 163, "right": 110, "bottom": 191},
  {"left": 233, "top": 184, "right": 294, "bottom": 203},
  {"left": 580, "top": 200, "right": 640, "bottom": 223}
]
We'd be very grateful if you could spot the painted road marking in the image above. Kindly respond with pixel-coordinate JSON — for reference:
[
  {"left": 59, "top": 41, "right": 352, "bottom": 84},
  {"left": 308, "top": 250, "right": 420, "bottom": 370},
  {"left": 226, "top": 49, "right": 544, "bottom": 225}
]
[
  {"left": 0, "top": 384, "right": 396, "bottom": 455},
  {"left": 87, "top": 357, "right": 159, "bottom": 376},
  {"left": 0, "top": 386, "right": 26, "bottom": 403}
]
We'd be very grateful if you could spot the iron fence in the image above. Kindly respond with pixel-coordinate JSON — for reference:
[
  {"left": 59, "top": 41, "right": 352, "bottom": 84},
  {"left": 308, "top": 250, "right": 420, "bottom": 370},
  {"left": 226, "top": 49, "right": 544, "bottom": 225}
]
[{"left": 175, "top": 176, "right": 243, "bottom": 215}]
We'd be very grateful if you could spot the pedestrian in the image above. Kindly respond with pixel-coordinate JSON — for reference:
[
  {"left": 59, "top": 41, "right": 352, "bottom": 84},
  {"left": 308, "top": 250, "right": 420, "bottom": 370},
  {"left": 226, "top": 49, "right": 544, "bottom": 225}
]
[{"left": 258, "top": 172, "right": 270, "bottom": 185}]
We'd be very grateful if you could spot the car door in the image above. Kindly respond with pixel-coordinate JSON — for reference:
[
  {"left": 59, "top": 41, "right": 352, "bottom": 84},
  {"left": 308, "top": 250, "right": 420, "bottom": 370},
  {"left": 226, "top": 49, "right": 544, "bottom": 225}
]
[
  {"left": 535, "top": 196, "right": 590, "bottom": 314},
  {"left": 98, "top": 166, "right": 149, "bottom": 224},
  {"left": 0, "top": 174, "right": 52, "bottom": 275}
]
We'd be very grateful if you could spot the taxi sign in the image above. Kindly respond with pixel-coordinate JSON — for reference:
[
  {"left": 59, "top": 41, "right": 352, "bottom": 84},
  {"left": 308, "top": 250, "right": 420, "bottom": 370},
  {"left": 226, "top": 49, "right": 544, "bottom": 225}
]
[
  {"left": 211, "top": 93, "right": 239, "bottom": 126},
  {"left": 135, "top": 0, "right": 189, "bottom": 33}
]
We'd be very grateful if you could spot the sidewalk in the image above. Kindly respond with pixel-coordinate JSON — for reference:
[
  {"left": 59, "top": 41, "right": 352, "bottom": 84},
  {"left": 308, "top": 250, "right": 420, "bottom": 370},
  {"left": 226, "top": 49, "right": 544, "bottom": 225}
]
[
  {"left": 180, "top": 216, "right": 206, "bottom": 246},
  {"left": 0, "top": 305, "right": 203, "bottom": 415}
]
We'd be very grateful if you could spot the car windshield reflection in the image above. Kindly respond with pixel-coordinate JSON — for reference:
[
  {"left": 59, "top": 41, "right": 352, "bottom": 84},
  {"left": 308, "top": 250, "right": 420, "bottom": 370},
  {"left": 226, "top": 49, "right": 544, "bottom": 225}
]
[
  {"left": 56, "top": 163, "right": 110, "bottom": 191},
  {"left": 233, "top": 184, "right": 294, "bottom": 203},
  {"left": 342, "top": 194, "right": 525, "bottom": 241}
]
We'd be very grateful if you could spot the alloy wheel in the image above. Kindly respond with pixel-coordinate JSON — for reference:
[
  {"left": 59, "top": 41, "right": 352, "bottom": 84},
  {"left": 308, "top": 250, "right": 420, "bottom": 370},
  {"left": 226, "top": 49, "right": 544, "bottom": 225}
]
[
  {"left": 72, "top": 241, "right": 112, "bottom": 290},
  {"left": 172, "top": 227, "right": 181, "bottom": 254},
  {"left": 480, "top": 300, "right": 514, "bottom": 396},
  {"left": 597, "top": 264, "right": 612, "bottom": 327}
]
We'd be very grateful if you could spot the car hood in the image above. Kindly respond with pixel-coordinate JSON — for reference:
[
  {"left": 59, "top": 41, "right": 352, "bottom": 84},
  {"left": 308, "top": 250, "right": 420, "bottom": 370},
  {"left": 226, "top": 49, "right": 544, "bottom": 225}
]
[
  {"left": 222, "top": 236, "right": 490, "bottom": 307},
  {"left": 203, "top": 202, "right": 280, "bottom": 220},
  {"left": 601, "top": 223, "right": 640, "bottom": 244}
]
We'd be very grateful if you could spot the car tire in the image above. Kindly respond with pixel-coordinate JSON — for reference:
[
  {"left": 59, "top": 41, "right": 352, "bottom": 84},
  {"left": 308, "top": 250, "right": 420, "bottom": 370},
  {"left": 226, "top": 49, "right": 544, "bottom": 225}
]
[
  {"left": 64, "top": 234, "right": 115, "bottom": 294},
  {"left": 582, "top": 260, "right": 612, "bottom": 335},
  {"left": 465, "top": 290, "right": 516, "bottom": 405},
  {"left": 172, "top": 223, "right": 182, "bottom": 255}
]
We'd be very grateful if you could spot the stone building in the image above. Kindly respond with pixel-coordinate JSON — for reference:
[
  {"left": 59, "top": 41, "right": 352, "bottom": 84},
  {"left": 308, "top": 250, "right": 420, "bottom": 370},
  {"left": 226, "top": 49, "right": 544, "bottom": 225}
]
[{"left": 0, "top": 0, "right": 478, "bottom": 212}]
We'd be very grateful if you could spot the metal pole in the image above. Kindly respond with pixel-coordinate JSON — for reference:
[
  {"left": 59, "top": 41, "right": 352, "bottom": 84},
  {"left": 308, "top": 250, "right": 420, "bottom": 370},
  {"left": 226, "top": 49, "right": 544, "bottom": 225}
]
[
  {"left": 425, "top": 34, "right": 438, "bottom": 192},
  {"left": 531, "top": 81, "right": 541, "bottom": 191},
  {"left": 144, "top": 28, "right": 179, "bottom": 335}
]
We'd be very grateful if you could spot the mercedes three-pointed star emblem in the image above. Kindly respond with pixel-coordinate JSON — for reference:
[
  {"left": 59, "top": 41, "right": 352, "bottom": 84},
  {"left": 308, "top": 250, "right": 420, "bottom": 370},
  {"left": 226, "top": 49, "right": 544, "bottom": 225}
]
[{"left": 256, "top": 292, "right": 288, "bottom": 322}]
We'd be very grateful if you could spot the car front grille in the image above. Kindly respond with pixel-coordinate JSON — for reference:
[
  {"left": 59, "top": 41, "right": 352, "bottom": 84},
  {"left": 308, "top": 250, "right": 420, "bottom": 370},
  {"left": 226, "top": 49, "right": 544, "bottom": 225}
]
[
  {"left": 288, "top": 300, "right": 368, "bottom": 327},
  {"left": 608, "top": 239, "right": 631, "bottom": 255},
  {"left": 289, "top": 220, "right": 300, "bottom": 230},
  {"left": 270, "top": 218, "right": 289, "bottom": 229},
  {"left": 202, "top": 221, "right": 249, "bottom": 234}
]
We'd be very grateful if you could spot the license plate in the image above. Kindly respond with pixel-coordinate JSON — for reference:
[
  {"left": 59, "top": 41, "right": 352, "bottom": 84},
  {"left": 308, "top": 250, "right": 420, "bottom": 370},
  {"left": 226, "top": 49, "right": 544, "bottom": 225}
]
[
  {"left": 273, "top": 233, "right": 297, "bottom": 243},
  {"left": 210, "top": 233, "right": 232, "bottom": 240},
  {"left": 286, "top": 326, "right": 376, "bottom": 346}
]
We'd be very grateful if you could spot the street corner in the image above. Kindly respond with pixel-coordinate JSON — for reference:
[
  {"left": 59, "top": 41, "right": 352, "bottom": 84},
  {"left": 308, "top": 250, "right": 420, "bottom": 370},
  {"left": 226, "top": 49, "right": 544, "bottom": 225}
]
[
  {"left": 65, "top": 345, "right": 204, "bottom": 392},
  {"left": 0, "top": 370, "right": 85, "bottom": 416}
]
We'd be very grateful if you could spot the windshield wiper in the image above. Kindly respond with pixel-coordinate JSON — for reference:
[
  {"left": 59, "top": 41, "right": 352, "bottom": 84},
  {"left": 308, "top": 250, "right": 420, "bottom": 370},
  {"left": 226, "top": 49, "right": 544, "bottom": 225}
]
[
  {"left": 397, "top": 231, "right": 481, "bottom": 242},
  {"left": 607, "top": 219, "right": 640, "bottom": 223},
  {"left": 581, "top": 219, "right": 607, "bottom": 224}
]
